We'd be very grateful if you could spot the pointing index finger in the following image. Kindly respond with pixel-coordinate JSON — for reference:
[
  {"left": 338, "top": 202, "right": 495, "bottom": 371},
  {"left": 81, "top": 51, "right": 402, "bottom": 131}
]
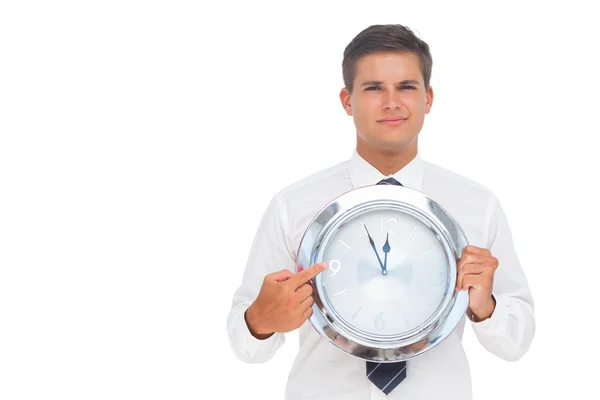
[{"left": 291, "top": 262, "right": 328, "bottom": 288}]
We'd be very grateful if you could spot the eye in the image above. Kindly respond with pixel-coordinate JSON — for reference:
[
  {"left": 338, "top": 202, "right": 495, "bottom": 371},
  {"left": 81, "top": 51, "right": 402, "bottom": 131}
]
[
  {"left": 365, "top": 86, "right": 382, "bottom": 91},
  {"left": 399, "top": 86, "right": 417, "bottom": 90}
]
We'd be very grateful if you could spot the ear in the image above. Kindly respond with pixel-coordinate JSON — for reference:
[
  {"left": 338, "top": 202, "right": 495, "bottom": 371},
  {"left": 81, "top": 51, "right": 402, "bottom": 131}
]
[
  {"left": 339, "top": 87, "right": 353, "bottom": 116},
  {"left": 425, "top": 85, "right": 434, "bottom": 114}
]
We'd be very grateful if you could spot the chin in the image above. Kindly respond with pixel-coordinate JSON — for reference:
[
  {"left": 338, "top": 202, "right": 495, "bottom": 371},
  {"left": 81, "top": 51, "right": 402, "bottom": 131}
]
[
  {"left": 377, "top": 137, "right": 416, "bottom": 150},
  {"left": 358, "top": 130, "right": 418, "bottom": 152}
]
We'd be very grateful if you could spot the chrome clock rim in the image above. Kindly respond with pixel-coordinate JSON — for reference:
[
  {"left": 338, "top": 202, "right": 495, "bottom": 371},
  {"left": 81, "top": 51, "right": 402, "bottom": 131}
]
[{"left": 295, "top": 184, "right": 469, "bottom": 363}]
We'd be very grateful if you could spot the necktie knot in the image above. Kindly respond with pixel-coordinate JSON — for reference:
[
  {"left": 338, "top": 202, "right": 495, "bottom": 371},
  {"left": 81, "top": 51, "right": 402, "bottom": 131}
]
[{"left": 377, "top": 177, "right": 403, "bottom": 186}]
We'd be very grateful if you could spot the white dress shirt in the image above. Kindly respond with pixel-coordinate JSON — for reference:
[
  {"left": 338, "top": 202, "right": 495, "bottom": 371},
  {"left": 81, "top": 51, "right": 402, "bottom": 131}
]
[{"left": 226, "top": 150, "right": 535, "bottom": 400}]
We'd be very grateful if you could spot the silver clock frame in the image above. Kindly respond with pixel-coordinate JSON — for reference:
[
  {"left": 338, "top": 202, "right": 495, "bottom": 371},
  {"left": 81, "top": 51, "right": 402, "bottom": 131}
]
[{"left": 295, "top": 184, "right": 469, "bottom": 363}]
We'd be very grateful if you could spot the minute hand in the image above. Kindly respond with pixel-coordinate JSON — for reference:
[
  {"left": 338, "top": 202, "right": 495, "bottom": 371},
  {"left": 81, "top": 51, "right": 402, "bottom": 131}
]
[{"left": 362, "top": 224, "right": 385, "bottom": 273}]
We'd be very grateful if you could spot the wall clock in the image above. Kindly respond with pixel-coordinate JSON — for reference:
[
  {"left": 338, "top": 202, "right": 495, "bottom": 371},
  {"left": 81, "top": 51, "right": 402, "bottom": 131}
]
[{"left": 295, "top": 184, "right": 469, "bottom": 362}]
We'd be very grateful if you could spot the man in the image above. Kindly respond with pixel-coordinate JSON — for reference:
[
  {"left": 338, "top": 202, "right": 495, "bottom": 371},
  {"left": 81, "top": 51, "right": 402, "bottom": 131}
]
[{"left": 226, "top": 24, "right": 535, "bottom": 399}]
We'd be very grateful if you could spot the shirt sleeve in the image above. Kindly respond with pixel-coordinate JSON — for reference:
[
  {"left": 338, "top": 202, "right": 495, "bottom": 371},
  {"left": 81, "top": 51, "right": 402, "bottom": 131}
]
[
  {"left": 469, "top": 194, "right": 536, "bottom": 361},
  {"left": 226, "top": 193, "right": 294, "bottom": 363}
]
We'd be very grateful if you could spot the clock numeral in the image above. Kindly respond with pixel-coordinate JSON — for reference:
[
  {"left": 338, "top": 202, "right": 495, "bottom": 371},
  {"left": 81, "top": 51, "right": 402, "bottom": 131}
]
[
  {"left": 374, "top": 312, "right": 387, "bottom": 330},
  {"left": 381, "top": 217, "right": 398, "bottom": 234},
  {"left": 388, "top": 218, "right": 398, "bottom": 234},
  {"left": 329, "top": 259, "right": 341, "bottom": 277},
  {"left": 433, "top": 269, "right": 444, "bottom": 286}
]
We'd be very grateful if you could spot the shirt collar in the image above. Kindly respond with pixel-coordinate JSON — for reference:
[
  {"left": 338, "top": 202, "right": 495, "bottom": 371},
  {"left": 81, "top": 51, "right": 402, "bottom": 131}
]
[{"left": 349, "top": 149, "right": 424, "bottom": 190}]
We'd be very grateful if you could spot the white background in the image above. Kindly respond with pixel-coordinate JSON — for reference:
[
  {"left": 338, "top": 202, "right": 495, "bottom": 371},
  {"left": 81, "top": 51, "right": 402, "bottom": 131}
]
[{"left": 1, "top": 1, "right": 599, "bottom": 399}]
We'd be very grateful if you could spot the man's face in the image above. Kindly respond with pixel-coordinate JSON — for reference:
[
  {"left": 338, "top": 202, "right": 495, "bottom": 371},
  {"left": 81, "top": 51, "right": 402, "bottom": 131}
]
[{"left": 340, "top": 51, "right": 433, "bottom": 152}]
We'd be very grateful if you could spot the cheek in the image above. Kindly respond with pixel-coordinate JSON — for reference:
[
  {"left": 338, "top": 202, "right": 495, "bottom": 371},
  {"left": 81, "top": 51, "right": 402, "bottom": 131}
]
[
  {"left": 405, "top": 97, "right": 425, "bottom": 114},
  {"left": 353, "top": 98, "right": 379, "bottom": 120},
  {"left": 351, "top": 104, "right": 374, "bottom": 127}
]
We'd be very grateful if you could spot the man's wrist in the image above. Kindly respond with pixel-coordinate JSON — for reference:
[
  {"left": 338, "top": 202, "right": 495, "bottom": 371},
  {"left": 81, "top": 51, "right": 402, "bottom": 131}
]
[
  {"left": 469, "top": 295, "right": 497, "bottom": 322},
  {"left": 245, "top": 303, "right": 274, "bottom": 340}
]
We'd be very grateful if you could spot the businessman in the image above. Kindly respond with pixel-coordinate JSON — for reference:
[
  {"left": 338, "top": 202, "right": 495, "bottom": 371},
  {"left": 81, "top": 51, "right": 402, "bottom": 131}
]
[{"left": 226, "top": 24, "right": 535, "bottom": 399}]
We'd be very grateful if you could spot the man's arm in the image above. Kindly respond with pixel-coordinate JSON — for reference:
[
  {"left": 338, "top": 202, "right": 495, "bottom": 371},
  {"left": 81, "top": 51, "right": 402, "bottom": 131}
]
[
  {"left": 225, "top": 193, "right": 293, "bottom": 363},
  {"left": 470, "top": 194, "right": 536, "bottom": 361}
]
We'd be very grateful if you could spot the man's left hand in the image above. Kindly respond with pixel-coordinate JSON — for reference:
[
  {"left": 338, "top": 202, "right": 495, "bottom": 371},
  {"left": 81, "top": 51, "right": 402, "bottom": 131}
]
[{"left": 456, "top": 245, "right": 498, "bottom": 321}]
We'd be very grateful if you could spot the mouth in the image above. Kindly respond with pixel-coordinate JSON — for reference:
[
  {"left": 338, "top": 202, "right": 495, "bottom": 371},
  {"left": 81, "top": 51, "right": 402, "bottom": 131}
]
[{"left": 377, "top": 117, "right": 408, "bottom": 126}]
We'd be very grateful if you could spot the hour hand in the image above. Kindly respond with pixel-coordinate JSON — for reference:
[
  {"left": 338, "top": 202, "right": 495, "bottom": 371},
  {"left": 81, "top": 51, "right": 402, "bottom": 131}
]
[
  {"left": 362, "top": 223, "right": 385, "bottom": 273},
  {"left": 382, "top": 233, "right": 391, "bottom": 274}
]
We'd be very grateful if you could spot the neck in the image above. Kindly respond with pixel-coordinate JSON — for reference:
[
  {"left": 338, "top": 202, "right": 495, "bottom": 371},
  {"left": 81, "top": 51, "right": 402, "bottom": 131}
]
[{"left": 356, "top": 140, "right": 418, "bottom": 176}]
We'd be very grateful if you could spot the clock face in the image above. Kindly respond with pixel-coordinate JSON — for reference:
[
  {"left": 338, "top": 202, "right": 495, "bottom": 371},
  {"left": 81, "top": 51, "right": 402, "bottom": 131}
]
[{"left": 319, "top": 208, "right": 449, "bottom": 337}]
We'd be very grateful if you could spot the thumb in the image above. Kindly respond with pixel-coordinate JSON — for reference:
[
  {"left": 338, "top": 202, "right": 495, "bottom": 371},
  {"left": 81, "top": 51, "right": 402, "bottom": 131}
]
[{"left": 269, "top": 269, "right": 295, "bottom": 283}]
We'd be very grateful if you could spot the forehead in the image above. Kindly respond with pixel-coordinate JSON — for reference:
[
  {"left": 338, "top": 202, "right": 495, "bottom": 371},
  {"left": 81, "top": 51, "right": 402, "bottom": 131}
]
[{"left": 354, "top": 51, "right": 423, "bottom": 83}]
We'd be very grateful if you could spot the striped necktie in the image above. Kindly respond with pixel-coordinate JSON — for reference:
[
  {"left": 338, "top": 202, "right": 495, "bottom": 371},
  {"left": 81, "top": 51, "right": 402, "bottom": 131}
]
[{"left": 366, "top": 176, "right": 407, "bottom": 395}]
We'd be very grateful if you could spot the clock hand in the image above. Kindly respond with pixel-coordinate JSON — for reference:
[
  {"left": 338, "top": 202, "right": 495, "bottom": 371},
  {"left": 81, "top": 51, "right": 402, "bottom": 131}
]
[
  {"left": 382, "top": 233, "right": 390, "bottom": 275},
  {"left": 362, "top": 223, "right": 386, "bottom": 274}
]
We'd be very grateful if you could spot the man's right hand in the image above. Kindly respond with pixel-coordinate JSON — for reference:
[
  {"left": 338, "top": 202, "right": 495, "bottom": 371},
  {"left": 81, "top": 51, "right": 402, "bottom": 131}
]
[{"left": 245, "top": 262, "right": 328, "bottom": 339}]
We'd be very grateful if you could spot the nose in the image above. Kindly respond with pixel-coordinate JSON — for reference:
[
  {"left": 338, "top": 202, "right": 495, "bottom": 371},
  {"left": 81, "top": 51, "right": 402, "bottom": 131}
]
[{"left": 382, "top": 89, "right": 402, "bottom": 110}]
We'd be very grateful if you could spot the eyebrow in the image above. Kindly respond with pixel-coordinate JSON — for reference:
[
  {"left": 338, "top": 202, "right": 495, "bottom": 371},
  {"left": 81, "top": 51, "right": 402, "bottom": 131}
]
[{"left": 360, "top": 80, "right": 421, "bottom": 87}]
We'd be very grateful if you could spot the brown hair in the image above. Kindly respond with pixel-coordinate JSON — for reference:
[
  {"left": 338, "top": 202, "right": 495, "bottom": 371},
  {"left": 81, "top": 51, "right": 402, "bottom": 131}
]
[{"left": 342, "top": 24, "right": 433, "bottom": 93}]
